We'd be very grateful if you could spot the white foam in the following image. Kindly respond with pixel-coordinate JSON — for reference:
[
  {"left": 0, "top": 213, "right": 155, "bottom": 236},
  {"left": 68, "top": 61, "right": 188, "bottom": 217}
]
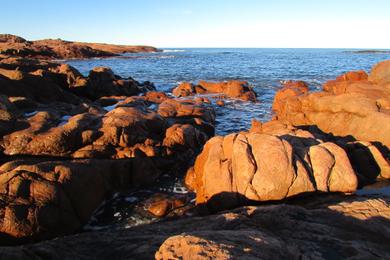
[
  {"left": 24, "top": 111, "right": 38, "bottom": 117},
  {"left": 154, "top": 55, "right": 175, "bottom": 59},
  {"left": 103, "top": 104, "right": 117, "bottom": 112},
  {"left": 162, "top": 49, "right": 185, "bottom": 53},
  {"left": 148, "top": 104, "right": 158, "bottom": 111},
  {"left": 173, "top": 187, "right": 188, "bottom": 194}
]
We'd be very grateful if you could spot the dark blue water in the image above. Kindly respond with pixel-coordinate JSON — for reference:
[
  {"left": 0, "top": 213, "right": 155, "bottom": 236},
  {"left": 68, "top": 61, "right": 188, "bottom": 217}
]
[{"left": 67, "top": 48, "right": 390, "bottom": 135}]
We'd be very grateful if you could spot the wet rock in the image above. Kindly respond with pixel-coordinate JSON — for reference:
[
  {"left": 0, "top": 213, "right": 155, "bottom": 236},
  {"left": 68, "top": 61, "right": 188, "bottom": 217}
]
[
  {"left": 0, "top": 195, "right": 389, "bottom": 259},
  {"left": 144, "top": 91, "right": 169, "bottom": 103},
  {"left": 172, "top": 80, "right": 257, "bottom": 102},
  {"left": 216, "top": 100, "right": 225, "bottom": 106},
  {"left": 148, "top": 199, "right": 170, "bottom": 217},
  {"left": 145, "top": 194, "right": 187, "bottom": 218}
]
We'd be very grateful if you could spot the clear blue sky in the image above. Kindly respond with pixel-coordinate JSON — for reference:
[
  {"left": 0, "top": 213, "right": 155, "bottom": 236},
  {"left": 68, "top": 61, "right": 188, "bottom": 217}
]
[{"left": 1, "top": 0, "right": 389, "bottom": 48}]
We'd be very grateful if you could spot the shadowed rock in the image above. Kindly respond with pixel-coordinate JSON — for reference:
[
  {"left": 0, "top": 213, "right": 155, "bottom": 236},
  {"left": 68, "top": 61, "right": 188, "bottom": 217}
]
[{"left": 0, "top": 195, "right": 388, "bottom": 259}]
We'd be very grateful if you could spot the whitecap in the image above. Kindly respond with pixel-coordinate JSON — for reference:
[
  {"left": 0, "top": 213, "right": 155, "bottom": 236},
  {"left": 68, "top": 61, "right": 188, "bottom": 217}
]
[{"left": 162, "top": 49, "right": 185, "bottom": 53}]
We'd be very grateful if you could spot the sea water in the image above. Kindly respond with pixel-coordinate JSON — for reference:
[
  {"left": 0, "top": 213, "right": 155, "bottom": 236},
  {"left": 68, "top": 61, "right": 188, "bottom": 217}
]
[{"left": 67, "top": 48, "right": 389, "bottom": 135}]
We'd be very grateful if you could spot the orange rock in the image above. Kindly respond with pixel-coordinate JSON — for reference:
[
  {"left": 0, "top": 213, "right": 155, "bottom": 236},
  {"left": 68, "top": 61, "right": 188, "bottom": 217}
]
[
  {"left": 172, "top": 80, "right": 257, "bottom": 102},
  {"left": 368, "top": 60, "right": 390, "bottom": 84},
  {"left": 146, "top": 194, "right": 187, "bottom": 218},
  {"left": 188, "top": 130, "right": 358, "bottom": 209},
  {"left": 0, "top": 158, "right": 159, "bottom": 244},
  {"left": 144, "top": 91, "right": 169, "bottom": 103},
  {"left": 216, "top": 100, "right": 225, "bottom": 106},
  {"left": 172, "top": 82, "right": 196, "bottom": 97},
  {"left": 272, "top": 80, "right": 308, "bottom": 113},
  {"left": 249, "top": 119, "right": 262, "bottom": 133},
  {"left": 148, "top": 199, "right": 170, "bottom": 217},
  {"left": 273, "top": 61, "right": 390, "bottom": 148}
]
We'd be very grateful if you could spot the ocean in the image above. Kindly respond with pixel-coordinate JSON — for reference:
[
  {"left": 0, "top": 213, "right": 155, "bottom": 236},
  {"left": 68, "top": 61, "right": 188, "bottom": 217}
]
[{"left": 67, "top": 48, "right": 390, "bottom": 135}]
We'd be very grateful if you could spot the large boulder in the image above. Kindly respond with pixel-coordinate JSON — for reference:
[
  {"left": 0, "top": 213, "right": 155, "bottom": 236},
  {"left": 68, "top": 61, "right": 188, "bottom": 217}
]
[
  {"left": 186, "top": 126, "right": 359, "bottom": 210},
  {"left": 172, "top": 80, "right": 257, "bottom": 102},
  {"left": 0, "top": 157, "right": 160, "bottom": 244},
  {"left": 273, "top": 61, "right": 390, "bottom": 149}
]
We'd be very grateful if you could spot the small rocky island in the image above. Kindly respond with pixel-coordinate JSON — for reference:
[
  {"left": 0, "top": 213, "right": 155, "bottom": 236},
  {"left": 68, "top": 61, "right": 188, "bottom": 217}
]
[{"left": 0, "top": 35, "right": 389, "bottom": 259}]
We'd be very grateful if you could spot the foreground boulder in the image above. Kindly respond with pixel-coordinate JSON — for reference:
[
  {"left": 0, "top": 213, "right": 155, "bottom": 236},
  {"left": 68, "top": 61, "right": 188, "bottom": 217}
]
[
  {"left": 0, "top": 195, "right": 389, "bottom": 259},
  {"left": 0, "top": 158, "right": 160, "bottom": 244},
  {"left": 273, "top": 60, "right": 390, "bottom": 148},
  {"left": 172, "top": 80, "right": 257, "bottom": 102},
  {"left": 0, "top": 34, "right": 159, "bottom": 59},
  {"left": 186, "top": 125, "right": 359, "bottom": 210}
]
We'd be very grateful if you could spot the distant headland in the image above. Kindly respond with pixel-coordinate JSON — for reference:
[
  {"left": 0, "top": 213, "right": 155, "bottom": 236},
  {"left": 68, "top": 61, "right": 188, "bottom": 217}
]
[
  {"left": 0, "top": 34, "right": 160, "bottom": 60},
  {"left": 346, "top": 49, "right": 390, "bottom": 54}
]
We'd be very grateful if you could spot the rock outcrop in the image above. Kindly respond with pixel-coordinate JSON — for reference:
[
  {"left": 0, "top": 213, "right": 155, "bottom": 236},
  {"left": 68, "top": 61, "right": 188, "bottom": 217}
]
[
  {"left": 0, "top": 57, "right": 155, "bottom": 102},
  {"left": 172, "top": 80, "right": 257, "bottom": 102},
  {"left": 0, "top": 57, "right": 216, "bottom": 243},
  {"left": 186, "top": 122, "right": 361, "bottom": 210},
  {"left": 1, "top": 96, "right": 214, "bottom": 161},
  {"left": 273, "top": 61, "right": 390, "bottom": 149},
  {"left": 0, "top": 34, "right": 160, "bottom": 60},
  {"left": 0, "top": 195, "right": 389, "bottom": 259},
  {"left": 0, "top": 158, "right": 160, "bottom": 244}
]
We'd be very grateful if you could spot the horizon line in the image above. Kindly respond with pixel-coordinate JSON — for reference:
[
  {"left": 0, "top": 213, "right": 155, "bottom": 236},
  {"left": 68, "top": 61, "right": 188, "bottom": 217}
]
[{"left": 158, "top": 47, "right": 390, "bottom": 49}]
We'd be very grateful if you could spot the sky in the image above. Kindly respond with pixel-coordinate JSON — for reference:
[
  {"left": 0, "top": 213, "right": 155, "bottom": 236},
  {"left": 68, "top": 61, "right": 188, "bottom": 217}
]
[{"left": 1, "top": 0, "right": 390, "bottom": 48}]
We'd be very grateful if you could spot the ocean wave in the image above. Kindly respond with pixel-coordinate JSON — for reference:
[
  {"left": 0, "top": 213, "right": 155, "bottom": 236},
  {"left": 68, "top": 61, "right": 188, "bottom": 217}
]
[
  {"left": 162, "top": 49, "right": 185, "bottom": 53},
  {"left": 153, "top": 55, "right": 175, "bottom": 59}
]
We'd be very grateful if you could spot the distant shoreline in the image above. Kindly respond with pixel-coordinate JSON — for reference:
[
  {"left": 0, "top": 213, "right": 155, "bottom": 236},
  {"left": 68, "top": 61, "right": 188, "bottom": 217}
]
[
  {"left": 0, "top": 34, "right": 161, "bottom": 60},
  {"left": 345, "top": 49, "right": 390, "bottom": 54}
]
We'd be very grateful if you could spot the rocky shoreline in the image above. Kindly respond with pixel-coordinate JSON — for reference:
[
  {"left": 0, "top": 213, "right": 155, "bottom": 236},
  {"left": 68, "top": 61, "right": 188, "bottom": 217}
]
[
  {"left": 0, "top": 42, "right": 389, "bottom": 259},
  {"left": 0, "top": 34, "right": 160, "bottom": 60}
]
